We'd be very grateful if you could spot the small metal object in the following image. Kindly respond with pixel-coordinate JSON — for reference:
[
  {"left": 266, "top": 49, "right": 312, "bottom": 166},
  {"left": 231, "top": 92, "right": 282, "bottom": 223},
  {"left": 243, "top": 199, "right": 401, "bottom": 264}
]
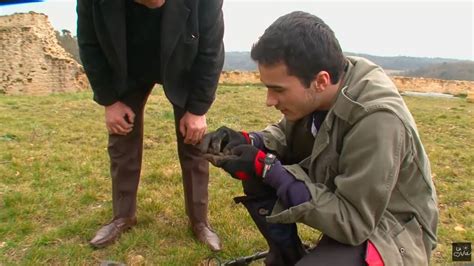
[
  {"left": 262, "top": 153, "right": 276, "bottom": 178},
  {"left": 399, "top": 247, "right": 406, "bottom": 255},
  {"left": 258, "top": 207, "right": 270, "bottom": 216},
  {"left": 249, "top": 134, "right": 255, "bottom": 146}
]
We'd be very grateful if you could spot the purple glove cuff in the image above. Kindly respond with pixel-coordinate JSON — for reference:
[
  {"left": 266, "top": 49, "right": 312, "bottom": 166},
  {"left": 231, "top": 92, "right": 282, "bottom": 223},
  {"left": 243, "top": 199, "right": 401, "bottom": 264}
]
[
  {"left": 283, "top": 181, "right": 311, "bottom": 207},
  {"left": 263, "top": 160, "right": 292, "bottom": 188},
  {"left": 263, "top": 160, "right": 311, "bottom": 208}
]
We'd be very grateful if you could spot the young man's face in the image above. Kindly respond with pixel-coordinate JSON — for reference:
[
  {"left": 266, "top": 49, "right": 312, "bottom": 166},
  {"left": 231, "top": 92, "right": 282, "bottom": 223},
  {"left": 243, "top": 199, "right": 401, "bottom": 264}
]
[
  {"left": 134, "top": 0, "right": 166, "bottom": 9},
  {"left": 259, "top": 62, "right": 326, "bottom": 121}
]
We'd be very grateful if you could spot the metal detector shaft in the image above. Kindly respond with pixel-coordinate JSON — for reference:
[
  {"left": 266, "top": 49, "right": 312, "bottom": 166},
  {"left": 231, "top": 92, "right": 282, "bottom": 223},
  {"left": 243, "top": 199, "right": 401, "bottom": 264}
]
[{"left": 222, "top": 251, "right": 268, "bottom": 265}]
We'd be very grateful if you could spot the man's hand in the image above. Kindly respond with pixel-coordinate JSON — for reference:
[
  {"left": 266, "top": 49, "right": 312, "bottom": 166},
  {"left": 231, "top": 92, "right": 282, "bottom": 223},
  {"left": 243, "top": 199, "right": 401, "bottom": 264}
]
[
  {"left": 180, "top": 112, "right": 207, "bottom": 145},
  {"left": 198, "top": 126, "right": 251, "bottom": 155},
  {"left": 105, "top": 101, "right": 135, "bottom": 135},
  {"left": 214, "top": 145, "right": 266, "bottom": 181}
]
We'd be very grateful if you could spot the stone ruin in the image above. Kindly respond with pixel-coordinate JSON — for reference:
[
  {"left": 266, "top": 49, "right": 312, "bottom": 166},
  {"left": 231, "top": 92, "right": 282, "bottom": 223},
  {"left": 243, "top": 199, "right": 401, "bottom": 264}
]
[{"left": 0, "top": 12, "right": 88, "bottom": 95}]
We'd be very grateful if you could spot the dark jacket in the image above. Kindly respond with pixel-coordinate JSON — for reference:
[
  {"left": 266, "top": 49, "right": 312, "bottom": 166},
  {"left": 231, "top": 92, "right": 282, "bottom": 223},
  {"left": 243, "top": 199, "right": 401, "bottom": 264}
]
[
  {"left": 77, "top": 0, "right": 224, "bottom": 115},
  {"left": 263, "top": 57, "right": 438, "bottom": 265}
]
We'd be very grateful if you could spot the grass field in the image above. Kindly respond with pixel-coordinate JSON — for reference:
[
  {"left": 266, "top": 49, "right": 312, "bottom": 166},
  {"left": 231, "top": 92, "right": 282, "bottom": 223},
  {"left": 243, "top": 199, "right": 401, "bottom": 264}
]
[{"left": 0, "top": 85, "right": 473, "bottom": 265}]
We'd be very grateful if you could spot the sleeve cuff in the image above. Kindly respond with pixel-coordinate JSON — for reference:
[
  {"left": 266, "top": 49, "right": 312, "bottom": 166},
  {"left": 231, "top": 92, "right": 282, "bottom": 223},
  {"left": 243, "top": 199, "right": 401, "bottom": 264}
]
[
  {"left": 186, "top": 101, "right": 212, "bottom": 116},
  {"left": 93, "top": 92, "right": 118, "bottom": 106},
  {"left": 264, "top": 161, "right": 311, "bottom": 208}
]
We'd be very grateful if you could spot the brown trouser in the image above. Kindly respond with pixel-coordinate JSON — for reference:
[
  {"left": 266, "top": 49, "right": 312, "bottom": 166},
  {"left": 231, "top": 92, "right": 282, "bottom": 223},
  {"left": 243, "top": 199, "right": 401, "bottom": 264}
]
[{"left": 107, "top": 87, "right": 210, "bottom": 226}]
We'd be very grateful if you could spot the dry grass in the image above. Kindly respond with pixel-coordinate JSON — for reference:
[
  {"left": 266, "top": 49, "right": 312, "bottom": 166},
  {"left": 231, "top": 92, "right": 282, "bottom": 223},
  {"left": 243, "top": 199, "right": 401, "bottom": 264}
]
[{"left": 0, "top": 86, "right": 472, "bottom": 265}]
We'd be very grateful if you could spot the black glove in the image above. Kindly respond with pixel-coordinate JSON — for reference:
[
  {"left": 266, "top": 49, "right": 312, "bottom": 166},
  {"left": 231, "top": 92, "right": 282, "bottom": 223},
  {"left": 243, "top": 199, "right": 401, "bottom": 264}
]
[
  {"left": 218, "top": 144, "right": 266, "bottom": 180},
  {"left": 198, "top": 126, "right": 251, "bottom": 155}
]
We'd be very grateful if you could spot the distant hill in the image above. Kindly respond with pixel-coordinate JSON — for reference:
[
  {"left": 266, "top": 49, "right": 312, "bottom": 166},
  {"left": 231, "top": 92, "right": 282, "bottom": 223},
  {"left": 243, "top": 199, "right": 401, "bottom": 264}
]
[
  {"left": 53, "top": 34, "right": 473, "bottom": 81},
  {"left": 343, "top": 52, "right": 462, "bottom": 71},
  {"left": 223, "top": 51, "right": 257, "bottom": 71},
  {"left": 401, "top": 61, "right": 474, "bottom": 81},
  {"left": 224, "top": 51, "right": 473, "bottom": 81}
]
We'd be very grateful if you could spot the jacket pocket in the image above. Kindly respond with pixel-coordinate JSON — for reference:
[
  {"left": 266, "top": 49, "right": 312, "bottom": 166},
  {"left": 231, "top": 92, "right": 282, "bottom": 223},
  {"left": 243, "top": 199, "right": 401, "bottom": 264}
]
[{"left": 391, "top": 216, "right": 428, "bottom": 265}]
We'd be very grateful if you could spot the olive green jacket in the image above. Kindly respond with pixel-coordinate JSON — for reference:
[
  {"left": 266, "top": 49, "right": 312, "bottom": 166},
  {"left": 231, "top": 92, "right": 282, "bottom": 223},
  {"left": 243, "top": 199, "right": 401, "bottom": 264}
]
[{"left": 261, "top": 56, "right": 438, "bottom": 265}]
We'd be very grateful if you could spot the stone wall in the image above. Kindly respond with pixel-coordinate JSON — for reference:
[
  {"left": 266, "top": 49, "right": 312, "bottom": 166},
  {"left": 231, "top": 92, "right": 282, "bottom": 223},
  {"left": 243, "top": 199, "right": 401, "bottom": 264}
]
[
  {"left": 219, "top": 71, "right": 474, "bottom": 96},
  {"left": 0, "top": 12, "right": 88, "bottom": 95},
  {"left": 392, "top": 76, "right": 473, "bottom": 96}
]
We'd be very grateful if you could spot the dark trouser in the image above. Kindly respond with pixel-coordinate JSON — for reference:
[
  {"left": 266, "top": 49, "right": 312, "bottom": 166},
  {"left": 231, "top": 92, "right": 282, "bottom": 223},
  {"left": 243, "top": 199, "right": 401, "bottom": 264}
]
[
  {"left": 296, "top": 235, "right": 366, "bottom": 266},
  {"left": 107, "top": 87, "right": 210, "bottom": 226},
  {"left": 239, "top": 179, "right": 367, "bottom": 266},
  {"left": 237, "top": 179, "right": 306, "bottom": 266}
]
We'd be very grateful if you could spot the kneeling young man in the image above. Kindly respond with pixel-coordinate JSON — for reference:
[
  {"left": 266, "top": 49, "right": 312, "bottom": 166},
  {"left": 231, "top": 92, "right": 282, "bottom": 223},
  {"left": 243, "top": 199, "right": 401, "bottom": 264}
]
[{"left": 200, "top": 11, "right": 438, "bottom": 265}]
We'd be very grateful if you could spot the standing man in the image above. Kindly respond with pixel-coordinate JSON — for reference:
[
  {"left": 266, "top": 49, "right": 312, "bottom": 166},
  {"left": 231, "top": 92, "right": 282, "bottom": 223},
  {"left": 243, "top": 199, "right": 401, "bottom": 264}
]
[
  {"left": 77, "top": 0, "right": 224, "bottom": 251},
  {"left": 200, "top": 11, "right": 438, "bottom": 264}
]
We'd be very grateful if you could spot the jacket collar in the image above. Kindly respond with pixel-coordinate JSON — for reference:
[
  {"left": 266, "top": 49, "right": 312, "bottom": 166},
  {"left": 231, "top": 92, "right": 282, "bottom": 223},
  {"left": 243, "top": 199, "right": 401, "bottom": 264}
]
[
  {"left": 328, "top": 57, "right": 370, "bottom": 127},
  {"left": 310, "top": 57, "right": 367, "bottom": 163},
  {"left": 309, "top": 56, "right": 397, "bottom": 163}
]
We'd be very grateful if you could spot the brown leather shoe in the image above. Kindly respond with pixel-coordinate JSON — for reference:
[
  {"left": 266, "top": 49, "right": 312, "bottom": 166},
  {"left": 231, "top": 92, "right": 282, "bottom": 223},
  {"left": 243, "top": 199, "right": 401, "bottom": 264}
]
[
  {"left": 89, "top": 217, "right": 137, "bottom": 248},
  {"left": 192, "top": 223, "right": 222, "bottom": 252}
]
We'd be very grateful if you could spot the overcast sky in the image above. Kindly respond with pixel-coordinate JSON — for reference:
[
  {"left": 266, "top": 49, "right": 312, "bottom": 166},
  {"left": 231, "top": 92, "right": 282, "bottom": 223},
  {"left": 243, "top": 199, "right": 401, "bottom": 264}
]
[{"left": 1, "top": 0, "right": 472, "bottom": 60}]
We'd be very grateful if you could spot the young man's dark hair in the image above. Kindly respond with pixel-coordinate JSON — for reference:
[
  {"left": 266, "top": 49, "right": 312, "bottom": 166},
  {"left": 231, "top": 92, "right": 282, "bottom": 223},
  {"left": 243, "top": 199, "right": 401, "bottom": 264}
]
[{"left": 251, "top": 11, "right": 346, "bottom": 86}]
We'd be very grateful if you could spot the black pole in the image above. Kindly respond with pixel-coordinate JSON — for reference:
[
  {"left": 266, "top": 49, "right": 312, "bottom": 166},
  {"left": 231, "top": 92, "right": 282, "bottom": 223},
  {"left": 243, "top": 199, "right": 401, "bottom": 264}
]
[{"left": 206, "top": 250, "right": 268, "bottom": 266}]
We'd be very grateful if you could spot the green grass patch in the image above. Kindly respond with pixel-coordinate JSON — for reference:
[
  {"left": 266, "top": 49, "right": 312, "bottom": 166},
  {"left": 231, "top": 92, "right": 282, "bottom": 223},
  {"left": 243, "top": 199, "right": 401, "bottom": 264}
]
[{"left": 0, "top": 86, "right": 472, "bottom": 264}]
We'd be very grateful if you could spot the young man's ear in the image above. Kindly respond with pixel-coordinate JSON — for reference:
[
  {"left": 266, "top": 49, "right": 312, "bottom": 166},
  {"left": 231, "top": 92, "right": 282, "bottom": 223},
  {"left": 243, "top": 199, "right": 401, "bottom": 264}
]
[{"left": 310, "top": 71, "right": 330, "bottom": 92}]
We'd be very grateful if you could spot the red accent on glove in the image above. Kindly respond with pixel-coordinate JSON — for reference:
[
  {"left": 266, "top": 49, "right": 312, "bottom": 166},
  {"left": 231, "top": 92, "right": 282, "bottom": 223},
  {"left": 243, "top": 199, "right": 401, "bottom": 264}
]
[
  {"left": 235, "top": 171, "right": 250, "bottom": 180},
  {"left": 241, "top": 131, "right": 251, "bottom": 144},
  {"left": 254, "top": 150, "right": 266, "bottom": 177}
]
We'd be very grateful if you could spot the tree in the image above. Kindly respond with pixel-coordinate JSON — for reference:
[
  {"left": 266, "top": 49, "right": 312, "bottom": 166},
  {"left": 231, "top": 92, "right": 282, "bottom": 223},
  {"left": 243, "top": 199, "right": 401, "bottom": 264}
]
[{"left": 55, "top": 30, "right": 81, "bottom": 64}]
